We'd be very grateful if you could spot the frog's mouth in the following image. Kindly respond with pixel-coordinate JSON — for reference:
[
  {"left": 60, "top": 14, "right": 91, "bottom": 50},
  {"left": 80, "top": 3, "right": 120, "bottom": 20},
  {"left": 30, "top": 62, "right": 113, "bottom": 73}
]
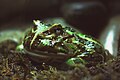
[{"left": 24, "top": 48, "right": 74, "bottom": 63}]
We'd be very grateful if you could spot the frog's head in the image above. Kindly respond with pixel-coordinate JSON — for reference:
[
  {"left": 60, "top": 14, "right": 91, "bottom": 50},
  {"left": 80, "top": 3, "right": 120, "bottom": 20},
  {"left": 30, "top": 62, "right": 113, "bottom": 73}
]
[
  {"left": 32, "top": 20, "right": 63, "bottom": 37},
  {"left": 23, "top": 20, "right": 64, "bottom": 52}
]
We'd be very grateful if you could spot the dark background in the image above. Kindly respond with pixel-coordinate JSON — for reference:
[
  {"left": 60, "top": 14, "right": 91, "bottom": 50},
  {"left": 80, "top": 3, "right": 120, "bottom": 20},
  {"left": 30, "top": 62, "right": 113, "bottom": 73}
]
[{"left": 0, "top": 0, "right": 120, "bottom": 38}]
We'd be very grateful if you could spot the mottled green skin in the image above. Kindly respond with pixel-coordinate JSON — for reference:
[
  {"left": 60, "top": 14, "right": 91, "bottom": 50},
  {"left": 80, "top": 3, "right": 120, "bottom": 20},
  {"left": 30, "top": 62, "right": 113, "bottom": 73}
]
[{"left": 23, "top": 20, "right": 106, "bottom": 66}]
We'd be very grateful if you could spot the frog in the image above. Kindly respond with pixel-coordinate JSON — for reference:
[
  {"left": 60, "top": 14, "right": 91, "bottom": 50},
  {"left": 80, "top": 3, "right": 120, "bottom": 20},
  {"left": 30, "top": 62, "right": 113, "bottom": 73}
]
[{"left": 18, "top": 20, "right": 110, "bottom": 67}]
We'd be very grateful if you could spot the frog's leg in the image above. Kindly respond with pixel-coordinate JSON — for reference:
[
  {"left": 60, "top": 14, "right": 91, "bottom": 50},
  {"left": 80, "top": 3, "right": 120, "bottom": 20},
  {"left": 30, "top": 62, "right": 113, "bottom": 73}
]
[{"left": 66, "top": 57, "right": 87, "bottom": 67}]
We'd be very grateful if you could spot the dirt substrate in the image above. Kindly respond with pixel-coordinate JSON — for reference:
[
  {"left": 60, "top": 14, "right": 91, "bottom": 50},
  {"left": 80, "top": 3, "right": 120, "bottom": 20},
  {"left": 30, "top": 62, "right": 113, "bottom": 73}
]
[{"left": 0, "top": 41, "right": 120, "bottom": 80}]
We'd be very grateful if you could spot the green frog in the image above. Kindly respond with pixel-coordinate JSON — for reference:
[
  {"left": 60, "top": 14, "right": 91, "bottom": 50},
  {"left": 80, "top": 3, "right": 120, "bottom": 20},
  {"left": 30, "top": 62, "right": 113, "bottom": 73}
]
[{"left": 21, "top": 20, "right": 109, "bottom": 66}]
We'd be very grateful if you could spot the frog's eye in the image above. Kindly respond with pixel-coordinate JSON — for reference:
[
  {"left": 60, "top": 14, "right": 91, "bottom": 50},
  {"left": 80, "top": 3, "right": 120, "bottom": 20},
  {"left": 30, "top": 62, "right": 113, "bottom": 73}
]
[
  {"left": 50, "top": 24, "right": 63, "bottom": 35},
  {"left": 43, "top": 31, "right": 51, "bottom": 35},
  {"left": 53, "top": 27, "right": 63, "bottom": 35}
]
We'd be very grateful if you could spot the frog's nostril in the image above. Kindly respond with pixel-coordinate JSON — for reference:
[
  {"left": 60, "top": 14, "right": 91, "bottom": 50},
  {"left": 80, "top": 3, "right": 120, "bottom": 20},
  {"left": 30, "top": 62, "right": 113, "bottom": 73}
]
[{"left": 33, "top": 25, "right": 37, "bottom": 31}]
